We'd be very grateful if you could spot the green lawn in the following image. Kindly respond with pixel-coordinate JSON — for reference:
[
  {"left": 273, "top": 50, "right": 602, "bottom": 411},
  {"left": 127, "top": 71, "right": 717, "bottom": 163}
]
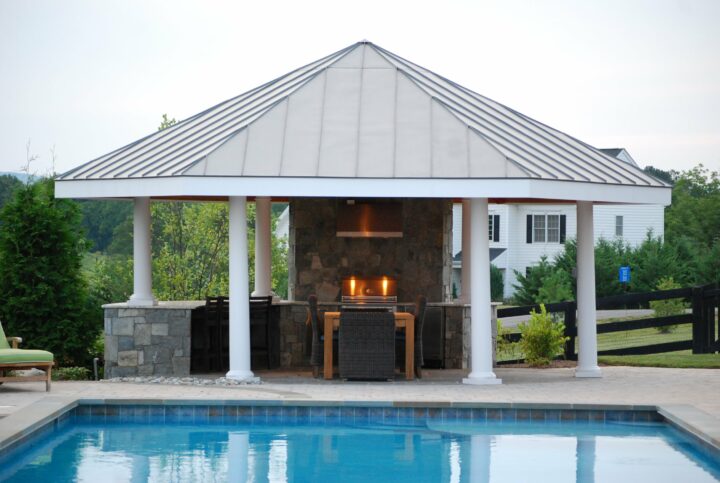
[
  {"left": 598, "top": 352, "right": 720, "bottom": 368},
  {"left": 497, "top": 314, "right": 719, "bottom": 368}
]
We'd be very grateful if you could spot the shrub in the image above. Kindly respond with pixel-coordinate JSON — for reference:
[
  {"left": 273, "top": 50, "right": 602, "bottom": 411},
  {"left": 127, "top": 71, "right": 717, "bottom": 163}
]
[
  {"left": 512, "top": 256, "right": 555, "bottom": 305},
  {"left": 517, "top": 304, "right": 569, "bottom": 367},
  {"left": 496, "top": 320, "right": 518, "bottom": 361},
  {"left": 0, "top": 178, "right": 99, "bottom": 367},
  {"left": 535, "top": 269, "right": 573, "bottom": 304},
  {"left": 650, "top": 277, "right": 687, "bottom": 334},
  {"left": 52, "top": 366, "right": 91, "bottom": 381},
  {"left": 490, "top": 264, "right": 504, "bottom": 302}
]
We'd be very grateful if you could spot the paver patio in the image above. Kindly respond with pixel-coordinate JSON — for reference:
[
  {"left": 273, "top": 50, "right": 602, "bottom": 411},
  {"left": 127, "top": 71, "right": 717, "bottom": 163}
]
[{"left": 2, "top": 367, "right": 718, "bottom": 419}]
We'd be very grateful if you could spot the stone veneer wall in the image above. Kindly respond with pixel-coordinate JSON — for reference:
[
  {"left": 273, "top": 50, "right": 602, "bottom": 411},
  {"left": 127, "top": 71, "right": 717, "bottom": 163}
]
[
  {"left": 103, "top": 301, "right": 492, "bottom": 376},
  {"left": 288, "top": 198, "right": 453, "bottom": 303},
  {"left": 103, "top": 302, "right": 201, "bottom": 378}
]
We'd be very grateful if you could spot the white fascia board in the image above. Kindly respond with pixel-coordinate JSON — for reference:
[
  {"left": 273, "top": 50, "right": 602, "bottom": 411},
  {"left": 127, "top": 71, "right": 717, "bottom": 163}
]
[{"left": 55, "top": 176, "right": 672, "bottom": 205}]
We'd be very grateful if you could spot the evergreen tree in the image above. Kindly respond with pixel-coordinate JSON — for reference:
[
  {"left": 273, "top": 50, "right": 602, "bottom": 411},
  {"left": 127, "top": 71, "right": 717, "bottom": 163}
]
[{"left": 0, "top": 178, "right": 98, "bottom": 366}]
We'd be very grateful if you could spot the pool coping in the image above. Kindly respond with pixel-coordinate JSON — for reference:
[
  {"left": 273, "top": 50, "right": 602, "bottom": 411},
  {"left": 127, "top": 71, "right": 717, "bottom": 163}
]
[{"left": 1, "top": 397, "right": 718, "bottom": 457}]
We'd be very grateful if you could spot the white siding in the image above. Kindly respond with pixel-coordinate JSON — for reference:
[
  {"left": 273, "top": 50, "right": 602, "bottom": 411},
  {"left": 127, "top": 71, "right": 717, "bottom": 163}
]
[{"left": 452, "top": 202, "right": 665, "bottom": 298}]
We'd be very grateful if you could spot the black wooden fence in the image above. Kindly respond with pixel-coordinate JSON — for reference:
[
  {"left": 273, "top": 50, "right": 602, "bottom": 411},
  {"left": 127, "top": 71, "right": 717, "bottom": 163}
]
[{"left": 497, "top": 283, "right": 719, "bottom": 364}]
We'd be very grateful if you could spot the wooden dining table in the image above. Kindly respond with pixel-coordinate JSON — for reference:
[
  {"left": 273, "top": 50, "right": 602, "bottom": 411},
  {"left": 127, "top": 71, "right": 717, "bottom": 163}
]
[{"left": 323, "top": 311, "right": 415, "bottom": 380}]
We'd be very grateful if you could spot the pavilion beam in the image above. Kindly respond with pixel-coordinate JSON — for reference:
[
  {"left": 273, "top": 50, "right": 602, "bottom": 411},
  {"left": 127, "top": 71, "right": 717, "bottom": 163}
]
[
  {"left": 463, "top": 197, "right": 501, "bottom": 385},
  {"left": 227, "top": 196, "right": 255, "bottom": 381},
  {"left": 460, "top": 199, "right": 472, "bottom": 304},
  {"left": 576, "top": 200, "right": 602, "bottom": 377},
  {"left": 252, "top": 196, "right": 272, "bottom": 297},
  {"left": 128, "top": 197, "right": 157, "bottom": 307}
]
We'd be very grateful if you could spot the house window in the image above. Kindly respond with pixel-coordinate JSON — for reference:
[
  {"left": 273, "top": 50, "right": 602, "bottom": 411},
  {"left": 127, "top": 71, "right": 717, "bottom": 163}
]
[
  {"left": 488, "top": 214, "right": 500, "bottom": 242},
  {"left": 616, "top": 216, "right": 623, "bottom": 237},
  {"left": 533, "top": 215, "right": 546, "bottom": 242},
  {"left": 527, "top": 213, "right": 566, "bottom": 244}
]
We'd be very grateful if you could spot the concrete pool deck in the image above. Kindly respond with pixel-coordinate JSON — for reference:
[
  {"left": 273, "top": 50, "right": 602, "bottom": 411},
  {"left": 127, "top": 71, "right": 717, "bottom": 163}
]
[{"left": 1, "top": 366, "right": 719, "bottom": 453}]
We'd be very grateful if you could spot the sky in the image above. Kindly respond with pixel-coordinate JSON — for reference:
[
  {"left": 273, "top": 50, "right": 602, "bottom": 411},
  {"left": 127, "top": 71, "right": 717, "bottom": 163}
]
[{"left": 1, "top": 0, "right": 719, "bottom": 176}]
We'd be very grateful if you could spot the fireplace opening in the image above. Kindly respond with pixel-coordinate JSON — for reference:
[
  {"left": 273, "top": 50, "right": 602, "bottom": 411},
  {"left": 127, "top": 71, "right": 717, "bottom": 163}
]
[{"left": 341, "top": 276, "right": 398, "bottom": 311}]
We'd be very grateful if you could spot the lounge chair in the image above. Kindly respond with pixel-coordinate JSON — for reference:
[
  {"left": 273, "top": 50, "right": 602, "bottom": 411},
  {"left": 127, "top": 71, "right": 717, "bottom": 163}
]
[{"left": 0, "top": 322, "right": 54, "bottom": 391}]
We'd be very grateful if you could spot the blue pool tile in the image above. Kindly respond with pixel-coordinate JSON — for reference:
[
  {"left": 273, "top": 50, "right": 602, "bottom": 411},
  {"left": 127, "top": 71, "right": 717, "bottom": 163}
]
[
  {"left": 265, "top": 407, "right": 283, "bottom": 424},
  {"left": 223, "top": 406, "right": 238, "bottom": 424},
  {"left": 530, "top": 409, "right": 545, "bottom": 422},
  {"left": 252, "top": 406, "right": 268, "bottom": 424},
  {"left": 471, "top": 408, "right": 487, "bottom": 422},
  {"left": 560, "top": 410, "right": 576, "bottom": 422},
  {"left": 396, "top": 407, "right": 414, "bottom": 424},
  {"left": 486, "top": 408, "right": 502, "bottom": 421},
  {"left": 413, "top": 407, "right": 428, "bottom": 420},
  {"left": 208, "top": 405, "right": 223, "bottom": 419},
  {"left": 149, "top": 405, "right": 165, "bottom": 421},
  {"left": 235, "top": 406, "right": 251, "bottom": 423},
  {"left": 574, "top": 410, "right": 590, "bottom": 423},
  {"left": 588, "top": 410, "right": 604, "bottom": 423},
  {"left": 295, "top": 406, "right": 310, "bottom": 424},
  {"left": 607, "top": 410, "right": 635, "bottom": 422},
  {"left": 354, "top": 407, "right": 369, "bottom": 425},
  {"left": 516, "top": 409, "right": 531, "bottom": 421},
  {"left": 501, "top": 409, "right": 516, "bottom": 423},
  {"left": 76, "top": 405, "right": 91, "bottom": 417},
  {"left": 194, "top": 406, "right": 209, "bottom": 424},
  {"left": 325, "top": 407, "right": 341, "bottom": 425},
  {"left": 382, "top": 407, "right": 399, "bottom": 424},
  {"left": 281, "top": 406, "right": 297, "bottom": 424},
  {"left": 105, "top": 405, "right": 120, "bottom": 418},
  {"left": 427, "top": 408, "right": 442, "bottom": 421},
  {"left": 90, "top": 405, "right": 106, "bottom": 418},
  {"left": 309, "top": 407, "right": 325, "bottom": 424},
  {"left": 133, "top": 405, "right": 150, "bottom": 423},
  {"left": 456, "top": 409, "right": 472, "bottom": 420},
  {"left": 340, "top": 407, "right": 355, "bottom": 424},
  {"left": 368, "top": 407, "right": 384, "bottom": 424},
  {"left": 544, "top": 410, "right": 561, "bottom": 423},
  {"left": 119, "top": 405, "right": 135, "bottom": 423}
]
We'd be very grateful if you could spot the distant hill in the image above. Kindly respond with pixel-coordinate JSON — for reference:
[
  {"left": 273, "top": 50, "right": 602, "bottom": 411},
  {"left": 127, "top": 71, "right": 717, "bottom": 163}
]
[{"left": 0, "top": 172, "right": 36, "bottom": 183}]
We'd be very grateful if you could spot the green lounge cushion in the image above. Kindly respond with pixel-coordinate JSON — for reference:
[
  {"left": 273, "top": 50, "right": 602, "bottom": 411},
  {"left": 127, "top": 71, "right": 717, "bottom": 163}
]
[
  {"left": 0, "top": 323, "right": 9, "bottom": 350},
  {"left": 0, "top": 348, "right": 54, "bottom": 364}
]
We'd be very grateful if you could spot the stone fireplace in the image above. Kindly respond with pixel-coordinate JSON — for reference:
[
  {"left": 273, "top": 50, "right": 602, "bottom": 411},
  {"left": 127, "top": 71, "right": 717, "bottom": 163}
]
[{"left": 288, "top": 198, "right": 453, "bottom": 303}]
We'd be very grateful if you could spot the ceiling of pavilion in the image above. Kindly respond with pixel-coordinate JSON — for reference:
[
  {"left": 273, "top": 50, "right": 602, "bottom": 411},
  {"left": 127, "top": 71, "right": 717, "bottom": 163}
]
[{"left": 58, "top": 41, "right": 666, "bottom": 189}]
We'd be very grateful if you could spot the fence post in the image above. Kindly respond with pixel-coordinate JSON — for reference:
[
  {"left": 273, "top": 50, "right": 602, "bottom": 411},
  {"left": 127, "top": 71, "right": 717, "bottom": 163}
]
[
  {"left": 692, "top": 286, "right": 706, "bottom": 354},
  {"left": 564, "top": 301, "right": 577, "bottom": 360}
]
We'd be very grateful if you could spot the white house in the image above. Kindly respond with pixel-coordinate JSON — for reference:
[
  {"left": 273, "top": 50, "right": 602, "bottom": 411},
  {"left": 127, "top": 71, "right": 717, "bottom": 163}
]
[{"left": 451, "top": 149, "right": 665, "bottom": 298}]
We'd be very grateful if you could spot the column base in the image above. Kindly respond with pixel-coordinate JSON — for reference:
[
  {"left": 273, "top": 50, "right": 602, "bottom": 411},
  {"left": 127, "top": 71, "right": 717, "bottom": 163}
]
[
  {"left": 575, "top": 367, "right": 602, "bottom": 378},
  {"left": 463, "top": 372, "right": 502, "bottom": 385},
  {"left": 127, "top": 295, "right": 158, "bottom": 307},
  {"left": 226, "top": 369, "right": 257, "bottom": 382}
]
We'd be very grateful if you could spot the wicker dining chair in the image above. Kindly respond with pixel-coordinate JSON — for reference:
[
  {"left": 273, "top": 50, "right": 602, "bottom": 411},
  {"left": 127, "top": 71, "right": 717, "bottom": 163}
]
[
  {"left": 339, "top": 311, "right": 395, "bottom": 381},
  {"left": 308, "top": 295, "right": 337, "bottom": 378},
  {"left": 396, "top": 295, "right": 427, "bottom": 378}
]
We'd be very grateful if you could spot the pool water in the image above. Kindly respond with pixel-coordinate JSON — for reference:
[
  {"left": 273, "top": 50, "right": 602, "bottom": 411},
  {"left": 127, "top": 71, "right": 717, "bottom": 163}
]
[{"left": 1, "top": 415, "right": 719, "bottom": 482}]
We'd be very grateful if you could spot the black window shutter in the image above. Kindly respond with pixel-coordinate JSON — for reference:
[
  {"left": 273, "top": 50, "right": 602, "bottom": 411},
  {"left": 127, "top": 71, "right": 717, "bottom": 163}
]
[
  {"left": 526, "top": 215, "right": 532, "bottom": 243},
  {"left": 559, "top": 215, "right": 567, "bottom": 243},
  {"left": 493, "top": 215, "right": 500, "bottom": 242}
]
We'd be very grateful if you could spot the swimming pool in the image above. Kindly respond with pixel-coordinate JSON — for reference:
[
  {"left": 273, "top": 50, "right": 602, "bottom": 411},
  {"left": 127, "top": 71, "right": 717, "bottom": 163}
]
[{"left": 1, "top": 404, "right": 719, "bottom": 482}]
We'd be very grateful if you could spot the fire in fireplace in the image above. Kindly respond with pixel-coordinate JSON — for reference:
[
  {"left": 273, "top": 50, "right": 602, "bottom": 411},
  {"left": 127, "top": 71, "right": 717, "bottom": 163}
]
[{"left": 341, "top": 276, "right": 398, "bottom": 311}]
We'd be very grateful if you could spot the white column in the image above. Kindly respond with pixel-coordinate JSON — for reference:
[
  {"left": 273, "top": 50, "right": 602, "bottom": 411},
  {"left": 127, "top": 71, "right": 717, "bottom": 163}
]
[
  {"left": 576, "top": 201, "right": 602, "bottom": 377},
  {"left": 227, "top": 196, "right": 255, "bottom": 381},
  {"left": 463, "top": 197, "right": 501, "bottom": 385},
  {"left": 460, "top": 199, "right": 472, "bottom": 304},
  {"left": 128, "top": 197, "right": 157, "bottom": 307},
  {"left": 252, "top": 196, "right": 272, "bottom": 297}
]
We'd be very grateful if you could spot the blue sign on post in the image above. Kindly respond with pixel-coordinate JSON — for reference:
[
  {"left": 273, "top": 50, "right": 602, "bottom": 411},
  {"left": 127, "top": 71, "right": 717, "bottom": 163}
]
[{"left": 619, "top": 266, "right": 631, "bottom": 283}]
